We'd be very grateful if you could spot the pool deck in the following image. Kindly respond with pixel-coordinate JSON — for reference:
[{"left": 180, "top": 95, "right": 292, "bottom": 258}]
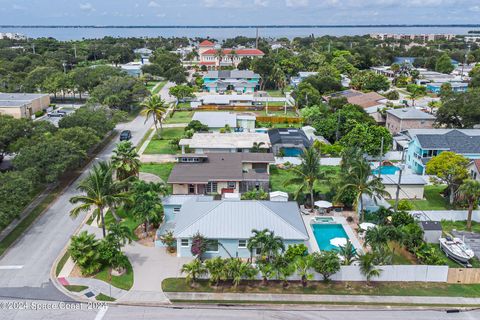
[{"left": 303, "top": 214, "right": 363, "bottom": 254}]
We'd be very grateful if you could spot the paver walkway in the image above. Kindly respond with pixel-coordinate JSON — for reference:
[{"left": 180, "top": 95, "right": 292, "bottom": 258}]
[{"left": 165, "top": 292, "right": 480, "bottom": 305}]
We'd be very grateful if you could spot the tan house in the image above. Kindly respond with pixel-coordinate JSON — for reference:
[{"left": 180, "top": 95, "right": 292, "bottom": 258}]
[
  {"left": 167, "top": 153, "right": 275, "bottom": 195},
  {"left": 0, "top": 93, "right": 50, "bottom": 119},
  {"left": 198, "top": 40, "right": 264, "bottom": 70},
  {"left": 385, "top": 108, "right": 435, "bottom": 134},
  {"left": 468, "top": 160, "right": 480, "bottom": 182}
]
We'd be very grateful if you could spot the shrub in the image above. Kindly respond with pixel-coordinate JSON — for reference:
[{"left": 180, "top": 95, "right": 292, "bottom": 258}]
[
  {"left": 69, "top": 231, "right": 102, "bottom": 275},
  {"left": 190, "top": 232, "right": 207, "bottom": 257},
  {"left": 34, "top": 110, "right": 45, "bottom": 118},
  {"left": 397, "top": 199, "right": 414, "bottom": 211},
  {"left": 415, "top": 243, "right": 447, "bottom": 265},
  {"left": 241, "top": 188, "right": 269, "bottom": 200},
  {"left": 391, "top": 210, "right": 415, "bottom": 227},
  {"left": 284, "top": 244, "right": 308, "bottom": 262},
  {"left": 384, "top": 90, "right": 399, "bottom": 100}
]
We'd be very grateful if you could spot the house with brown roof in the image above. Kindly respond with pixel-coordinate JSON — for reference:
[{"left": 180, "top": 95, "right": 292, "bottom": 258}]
[
  {"left": 167, "top": 153, "right": 275, "bottom": 195},
  {"left": 468, "top": 160, "right": 480, "bottom": 182},
  {"left": 198, "top": 40, "right": 264, "bottom": 70}
]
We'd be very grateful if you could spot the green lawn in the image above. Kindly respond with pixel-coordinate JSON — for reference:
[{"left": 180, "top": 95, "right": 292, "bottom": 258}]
[
  {"left": 151, "top": 81, "right": 167, "bottom": 95},
  {"left": 388, "top": 185, "right": 449, "bottom": 211},
  {"left": 96, "top": 293, "right": 116, "bottom": 302},
  {"left": 441, "top": 220, "right": 480, "bottom": 234},
  {"left": 266, "top": 90, "right": 286, "bottom": 97},
  {"left": 144, "top": 127, "right": 185, "bottom": 154},
  {"left": 162, "top": 278, "right": 480, "bottom": 298},
  {"left": 104, "top": 207, "right": 142, "bottom": 240},
  {"left": 176, "top": 102, "right": 191, "bottom": 108},
  {"left": 64, "top": 285, "right": 88, "bottom": 292},
  {"left": 269, "top": 165, "right": 340, "bottom": 195},
  {"left": 56, "top": 251, "right": 71, "bottom": 277},
  {"left": 95, "top": 260, "right": 134, "bottom": 291},
  {"left": 165, "top": 111, "right": 194, "bottom": 124},
  {"left": 140, "top": 162, "right": 175, "bottom": 193},
  {"left": 255, "top": 109, "right": 298, "bottom": 117}
]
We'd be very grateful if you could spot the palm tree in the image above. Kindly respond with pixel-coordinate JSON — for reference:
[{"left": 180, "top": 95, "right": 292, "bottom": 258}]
[
  {"left": 205, "top": 257, "right": 226, "bottom": 286},
  {"left": 214, "top": 48, "right": 225, "bottom": 69},
  {"left": 141, "top": 95, "right": 168, "bottom": 138},
  {"left": 295, "top": 255, "right": 314, "bottom": 287},
  {"left": 358, "top": 252, "right": 382, "bottom": 285},
  {"left": 285, "top": 148, "right": 324, "bottom": 212},
  {"left": 247, "top": 229, "right": 285, "bottom": 261},
  {"left": 112, "top": 141, "right": 141, "bottom": 181},
  {"left": 251, "top": 142, "right": 266, "bottom": 153},
  {"left": 225, "top": 258, "right": 258, "bottom": 287},
  {"left": 256, "top": 258, "right": 274, "bottom": 286},
  {"left": 337, "top": 240, "right": 356, "bottom": 265},
  {"left": 69, "top": 162, "right": 129, "bottom": 237},
  {"left": 364, "top": 226, "right": 390, "bottom": 249},
  {"left": 229, "top": 49, "right": 238, "bottom": 67},
  {"left": 459, "top": 179, "right": 480, "bottom": 231},
  {"left": 336, "top": 158, "right": 390, "bottom": 221},
  {"left": 181, "top": 259, "right": 206, "bottom": 285}
]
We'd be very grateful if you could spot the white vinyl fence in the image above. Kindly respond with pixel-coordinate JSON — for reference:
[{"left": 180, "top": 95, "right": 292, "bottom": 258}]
[
  {"left": 411, "top": 210, "right": 480, "bottom": 222},
  {"left": 325, "top": 265, "right": 448, "bottom": 282}
]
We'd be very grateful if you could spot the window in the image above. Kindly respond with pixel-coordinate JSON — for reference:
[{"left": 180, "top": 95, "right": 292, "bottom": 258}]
[
  {"left": 255, "top": 247, "right": 262, "bottom": 255},
  {"left": 173, "top": 207, "right": 180, "bottom": 213},
  {"left": 181, "top": 239, "right": 189, "bottom": 247},
  {"left": 238, "top": 240, "right": 247, "bottom": 248},
  {"left": 188, "top": 184, "right": 195, "bottom": 194},
  {"left": 227, "top": 181, "right": 236, "bottom": 189},
  {"left": 206, "top": 182, "right": 218, "bottom": 193},
  {"left": 206, "top": 240, "right": 219, "bottom": 252}
]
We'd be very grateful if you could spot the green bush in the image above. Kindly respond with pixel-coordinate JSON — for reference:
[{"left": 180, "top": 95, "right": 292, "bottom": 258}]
[
  {"left": 34, "top": 110, "right": 45, "bottom": 118},
  {"left": 397, "top": 199, "right": 414, "bottom": 211},
  {"left": 284, "top": 244, "right": 308, "bottom": 262},
  {"left": 69, "top": 231, "right": 102, "bottom": 275}
]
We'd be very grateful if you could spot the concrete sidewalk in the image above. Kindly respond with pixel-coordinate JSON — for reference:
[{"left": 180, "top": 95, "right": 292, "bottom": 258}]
[
  {"left": 64, "top": 276, "right": 128, "bottom": 300},
  {"left": 165, "top": 292, "right": 480, "bottom": 306}
]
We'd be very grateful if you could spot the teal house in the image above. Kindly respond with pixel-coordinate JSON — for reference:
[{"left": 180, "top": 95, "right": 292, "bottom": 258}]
[
  {"left": 173, "top": 198, "right": 309, "bottom": 258},
  {"left": 203, "top": 70, "right": 260, "bottom": 93},
  {"left": 404, "top": 129, "right": 480, "bottom": 175}
]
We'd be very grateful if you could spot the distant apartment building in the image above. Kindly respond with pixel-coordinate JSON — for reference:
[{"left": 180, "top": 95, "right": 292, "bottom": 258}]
[
  {"left": 385, "top": 108, "right": 435, "bottom": 135},
  {"left": 198, "top": 40, "right": 264, "bottom": 70},
  {"left": 370, "top": 33, "right": 455, "bottom": 42},
  {"left": 0, "top": 93, "right": 50, "bottom": 119}
]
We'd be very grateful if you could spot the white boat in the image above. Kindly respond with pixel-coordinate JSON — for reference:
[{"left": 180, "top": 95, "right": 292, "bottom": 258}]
[{"left": 439, "top": 237, "right": 475, "bottom": 263}]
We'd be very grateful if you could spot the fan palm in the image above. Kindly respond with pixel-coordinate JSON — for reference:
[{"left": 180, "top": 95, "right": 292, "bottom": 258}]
[
  {"left": 295, "top": 255, "right": 314, "bottom": 287},
  {"left": 112, "top": 141, "right": 140, "bottom": 181},
  {"left": 251, "top": 142, "right": 266, "bottom": 153},
  {"left": 285, "top": 148, "right": 324, "bottom": 212},
  {"left": 141, "top": 95, "right": 168, "bottom": 138},
  {"left": 335, "top": 158, "right": 390, "bottom": 221},
  {"left": 459, "top": 179, "right": 480, "bottom": 231},
  {"left": 69, "top": 161, "right": 129, "bottom": 237}
]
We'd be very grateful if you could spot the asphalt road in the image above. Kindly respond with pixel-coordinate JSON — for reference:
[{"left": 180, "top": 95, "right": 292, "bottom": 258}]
[
  {"left": 1, "top": 300, "right": 479, "bottom": 320},
  {"left": 0, "top": 82, "right": 173, "bottom": 303}
]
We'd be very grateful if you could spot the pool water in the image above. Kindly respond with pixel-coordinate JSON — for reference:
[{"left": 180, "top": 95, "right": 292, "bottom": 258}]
[
  {"left": 282, "top": 147, "right": 303, "bottom": 157},
  {"left": 372, "top": 165, "right": 400, "bottom": 175},
  {"left": 311, "top": 223, "right": 349, "bottom": 251},
  {"left": 313, "top": 217, "right": 335, "bottom": 223}
]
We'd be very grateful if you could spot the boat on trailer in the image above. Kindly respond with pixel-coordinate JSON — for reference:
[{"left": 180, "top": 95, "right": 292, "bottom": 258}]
[{"left": 439, "top": 236, "right": 475, "bottom": 264}]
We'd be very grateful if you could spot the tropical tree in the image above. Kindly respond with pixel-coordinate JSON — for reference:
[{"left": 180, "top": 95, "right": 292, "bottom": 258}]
[
  {"left": 69, "top": 231, "right": 102, "bottom": 275},
  {"left": 285, "top": 147, "right": 324, "bottom": 211},
  {"left": 112, "top": 141, "right": 140, "bottom": 181},
  {"left": 250, "top": 142, "right": 266, "bottom": 153},
  {"left": 459, "top": 179, "right": 480, "bottom": 231},
  {"left": 141, "top": 95, "right": 168, "bottom": 138},
  {"left": 205, "top": 257, "right": 226, "bottom": 286},
  {"left": 99, "top": 224, "right": 132, "bottom": 274},
  {"left": 69, "top": 161, "right": 129, "bottom": 237},
  {"left": 358, "top": 252, "right": 382, "bottom": 285},
  {"left": 271, "top": 255, "right": 295, "bottom": 288},
  {"left": 337, "top": 240, "right": 357, "bottom": 265},
  {"left": 256, "top": 258, "right": 274, "bottom": 286},
  {"left": 130, "top": 179, "right": 166, "bottom": 234},
  {"left": 312, "top": 251, "right": 341, "bottom": 282},
  {"left": 181, "top": 259, "right": 207, "bottom": 285},
  {"left": 160, "top": 230, "right": 176, "bottom": 253},
  {"left": 214, "top": 48, "right": 225, "bottom": 68},
  {"left": 295, "top": 255, "right": 314, "bottom": 287},
  {"left": 225, "top": 258, "right": 258, "bottom": 287},
  {"left": 335, "top": 157, "right": 389, "bottom": 221},
  {"left": 364, "top": 226, "right": 391, "bottom": 249},
  {"left": 247, "top": 229, "right": 285, "bottom": 260}
]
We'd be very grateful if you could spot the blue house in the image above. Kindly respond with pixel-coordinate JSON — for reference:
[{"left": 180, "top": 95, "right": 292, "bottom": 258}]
[
  {"left": 404, "top": 129, "right": 480, "bottom": 175},
  {"left": 203, "top": 70, "right": 260, "bottom": 93},
  {"left": 426, "top": 82, "right": 468, "bottom": 94},
  {"left": 173, "top": 199, "right": 309, "bottom": 258}
]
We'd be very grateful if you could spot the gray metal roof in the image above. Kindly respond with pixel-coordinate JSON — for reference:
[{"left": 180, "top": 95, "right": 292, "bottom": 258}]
[
  {"left": 0, "top": 93, "right": 49, "bottom": 107},
  {"left": 420, "top": 221, "right": 442, "bottom": 231},
  {"left": 415, "top": 130, "right": 480, "bottom": 154},
  {"left": 204, "top": 70, "right": 260, "bottom": 79},
  {"left": 192, "top": 112, "right": 237, "bottom": 128},
  {"left": 162, "top": 195, "right": 214, "bottom": 206},
  {"left": 174, "top": 199, "right": 309, "bottom": 240},
  {"left": 386, "top": 108, "right": 435, "bottom": 120}
]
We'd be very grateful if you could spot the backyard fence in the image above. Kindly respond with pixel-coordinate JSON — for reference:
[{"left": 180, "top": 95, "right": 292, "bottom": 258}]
[
  {"left": 448, "top": 268, "right": 480, "bottom": 284},
  {"left": 256, "top": 116, "right": 303, "bottom": 124},
  {"left": 410, "top": 210, "right": 480, "bottom": 222}
]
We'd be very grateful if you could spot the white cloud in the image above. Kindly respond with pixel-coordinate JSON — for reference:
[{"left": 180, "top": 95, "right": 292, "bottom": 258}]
[
  {"left": 469, "top": 5, "right": 480, "bottom": 12},
  {"left": 157, "top": 13, "right": 166, "bottom": 17},
  {"left": 79, "top": 2, "right": 95, "bottom": 12},
  {"left": 285, "top": 0, "right": 309, "bottom": 7},
  {"left": 148, "top": 1, "right": 161, "bottom": 8}
]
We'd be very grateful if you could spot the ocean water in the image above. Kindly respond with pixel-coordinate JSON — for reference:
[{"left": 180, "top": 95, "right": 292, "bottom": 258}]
[{"left": 0, "top": 26, "right": 476, "bottom": 41}]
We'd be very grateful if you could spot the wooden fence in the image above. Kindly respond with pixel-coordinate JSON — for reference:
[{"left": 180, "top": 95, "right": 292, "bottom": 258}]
[
  {"left": 256, "top": 116, "right": 303, "bottom": 124},
  {"left": 447, "top": 268, "right": 480, "bottom": 284}
]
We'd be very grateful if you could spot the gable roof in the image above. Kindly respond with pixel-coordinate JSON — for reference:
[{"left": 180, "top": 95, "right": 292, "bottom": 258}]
[
  {"left": 199, "top": 40, "right": 215, "bottom": 47},
  {"left": 326, "top": 90, "right": 385, "bottom": 109},
  {"left": 173, "top": 199, "right": 309, "bottom": 240},
  {"left": 415, "top": 129, "right": 480, "bottom": 154},
  {"left": 179, "top": 132, "right": 270, "bottom": 150},
  {"left": 386, "top": 108, "right": 435, "bottom": 120}
]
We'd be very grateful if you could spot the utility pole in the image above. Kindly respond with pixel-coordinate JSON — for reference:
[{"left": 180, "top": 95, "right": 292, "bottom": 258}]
[
  {"left": 394, "top": 149, "right": 406, "bottom": 212},
  {"left": 377, "top": 137, "right": 384, "bottom": 179},
  {"left": 460, "top": 43, "right": 471, "bottom": 81}
]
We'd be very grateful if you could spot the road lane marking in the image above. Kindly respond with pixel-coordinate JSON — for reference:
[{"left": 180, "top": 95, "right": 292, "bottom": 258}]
[
  {"left": 0, "top": 265, "right": 23, "bottom": 269},
  {"left": 95, "top": 306, "right": 109, "bottom": 320}
]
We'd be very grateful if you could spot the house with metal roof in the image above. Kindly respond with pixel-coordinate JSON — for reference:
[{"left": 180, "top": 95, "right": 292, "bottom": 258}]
[
  {"left": 268, "top": 128, "right": 312, "bottom": 157},
  {"left": 173, "top": 198, "right": 309, "bottom": 258},
  {"left": 202, "top": 70, "right": 261, "bottom": 93},
  {"left": 167, "top": 152, "right": 275, "bottom": 195},
  {"left": 403, "top": 129, "right": 480, "bottom": 174},
  {"left": 191, "top": 111, "right": 256, "bottom": 131},
  {"left": 385, "top": 108, "right": 436, "bottom": 134},
  {"left": 179, "top": 132, "right": 271, "bottom": 154}
]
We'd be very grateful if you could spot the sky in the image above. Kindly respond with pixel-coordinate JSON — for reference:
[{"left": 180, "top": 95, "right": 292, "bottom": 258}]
[{"left": 0, "top": 0, "right": 479, "bottom": 26}]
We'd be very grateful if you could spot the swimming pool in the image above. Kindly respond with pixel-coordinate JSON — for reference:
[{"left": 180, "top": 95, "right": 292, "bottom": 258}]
[
  {"left": 312, "top": 216, "right": 335, "bottom": 223},
  {"left": 311, "top": 223, "right": 349, "bottom": 251},
  {"left": 372, "top": 165, "right": 400, "bottom": 175}
]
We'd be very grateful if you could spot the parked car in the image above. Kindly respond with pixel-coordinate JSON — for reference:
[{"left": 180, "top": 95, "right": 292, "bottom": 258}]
[
  {"left": 119, "top": 130, "right": 132, "bottom": 141},
  {"left": 56, "top": 109, "right": 68, "bottom": 115},
  {"left": 47, "top": 111, "right": 65, "bottom": 117}
]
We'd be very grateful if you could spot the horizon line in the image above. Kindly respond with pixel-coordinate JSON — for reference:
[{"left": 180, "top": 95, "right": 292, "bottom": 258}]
[{"left": 1, "top": 24, "right": 480, "bottom": 29}]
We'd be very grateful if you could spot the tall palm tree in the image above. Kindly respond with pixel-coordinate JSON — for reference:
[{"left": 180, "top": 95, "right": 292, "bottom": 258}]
[
  {"left": 338, "top": 240, "right": 356, "bottom": 265},
  {"left": 285, "top": 148, "right": 324, "bottom": 212},
  {"left": 214, "top": 48, "right": 225, "bottom": 69},
  {"left": 459, "top": 179, "right": 480, "bottom": 231},
  {"left": 336, "top": 158, "right": 390, "bottom": 221},
  {"left": 69, "top": 161, "right": 129, "bottom": 237},
  {"left": 248, "top": 229, "right": 285, "bottom": 260},
  {"left": 141, "top": 95, "right": 168, "bottom": 138},
  {"left": 112, "top": 141, "right": 141, "bottom": 181},
  {"left": 229, "top": 49, "right": 238, "bottom": 67}
]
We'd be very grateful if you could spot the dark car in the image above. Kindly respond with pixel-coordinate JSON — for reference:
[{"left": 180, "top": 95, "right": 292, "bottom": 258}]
[{"left": 119, "top": 130, "right": 132, "bottom": 141}]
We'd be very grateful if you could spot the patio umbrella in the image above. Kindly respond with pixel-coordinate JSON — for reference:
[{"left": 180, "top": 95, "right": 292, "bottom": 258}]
[
  {"left": 359, "top": 222, "right": 376, "bottom": 230},
  {"left": 330, "top": 237, "right": 347, "bottom": 247},
  {"left": 314, "top": 200, "right": 333, "bottom": 208}
]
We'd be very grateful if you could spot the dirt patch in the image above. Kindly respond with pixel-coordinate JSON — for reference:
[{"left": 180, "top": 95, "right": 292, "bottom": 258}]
[{"left": 134, "top": 225, "right": 155, "bottom": 247}]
